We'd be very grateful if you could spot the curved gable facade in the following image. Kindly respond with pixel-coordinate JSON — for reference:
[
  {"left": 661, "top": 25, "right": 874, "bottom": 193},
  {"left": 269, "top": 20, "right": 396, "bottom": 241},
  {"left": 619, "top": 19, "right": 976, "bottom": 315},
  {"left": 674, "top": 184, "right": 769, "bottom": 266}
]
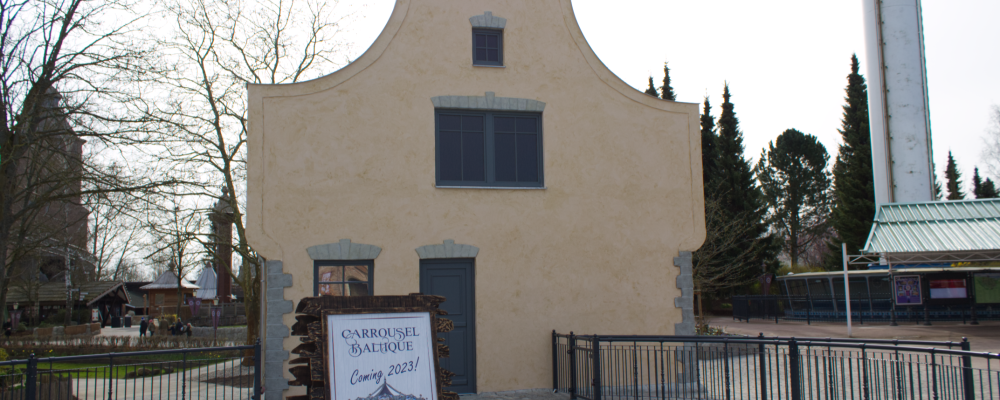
[{"left": 248, "top": 0, "right": 705, "bottom": 397}]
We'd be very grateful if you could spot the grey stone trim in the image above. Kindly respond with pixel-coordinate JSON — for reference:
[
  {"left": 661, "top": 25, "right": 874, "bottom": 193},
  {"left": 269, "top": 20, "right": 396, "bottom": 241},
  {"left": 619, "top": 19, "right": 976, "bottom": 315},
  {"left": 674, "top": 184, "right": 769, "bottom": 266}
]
[
  {"left": 673, "top": 251, "right": 695, "bottom": 335},
  {"left": 415, "top": 240, "right": 479, "bottom": 259},
  {"left": 469, "top": 11, "right": 506, "bottom": 29},
  {"left": 265, "top": 260, "right": 293, "bottom": 400},
  {"left": 307, "top": 239, "right": 382, "bottom": 260},
  {"left": 431, "top": 92, "right": 545, "bottom": 112}
]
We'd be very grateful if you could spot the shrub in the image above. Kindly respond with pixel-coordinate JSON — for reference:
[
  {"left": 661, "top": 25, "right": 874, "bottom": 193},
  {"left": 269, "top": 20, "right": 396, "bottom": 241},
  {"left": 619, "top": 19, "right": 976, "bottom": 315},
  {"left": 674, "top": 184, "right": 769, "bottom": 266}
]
[
  {"left": 695, "top": 317, "right": 732, "bottom": 336},
  {"left": 44, "top": 310, "right": 66, "bottom": 324},
  {"left": 0, "top": 335, "right": 243, "bottom": 359}
]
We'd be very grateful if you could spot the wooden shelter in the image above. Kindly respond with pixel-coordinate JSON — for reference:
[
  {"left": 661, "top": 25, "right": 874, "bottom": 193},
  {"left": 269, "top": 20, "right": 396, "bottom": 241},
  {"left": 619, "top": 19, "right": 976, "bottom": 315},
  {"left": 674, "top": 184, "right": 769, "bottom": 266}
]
[
  {"left": 124, "top": 282, "right": 151, "bottom": 315},
  {"left": 6, "top": 281, "right": 130, "bottom": 326},
  {"left": 140, "top": 271, "right": 199, "bottom": 319}
]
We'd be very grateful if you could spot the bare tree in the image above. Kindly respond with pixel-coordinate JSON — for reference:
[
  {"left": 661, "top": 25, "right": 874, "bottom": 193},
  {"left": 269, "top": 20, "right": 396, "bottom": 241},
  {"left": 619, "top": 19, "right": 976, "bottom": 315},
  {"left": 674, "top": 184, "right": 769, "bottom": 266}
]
[
  {"left": 113, "top": 259, "right": 148, "bottom": 282},
  {"left": 8, "top": 258, "right": 45, "bottom": 326},
  {"left": 693, "top": 192, "right": 766, "bottom": 295},
  {"left": 3, "top": 88, "right": 95, "bottom": 326},
  {"left": 141, "top": 0, "right": 352, "bottom": 345},
  {"left": 85, "top": 175, "right": 146, "bottom": 282},
  {"left": 982, "top": 104, "right": 1000, "bottom": 179},
  {"left": 0, "top": 0, "right": 171, "bottom": 324},
  {"left": 147, "top": 203, "right": 203, "bottom": 318},
  {"left": 147, "top": 258, "right": 171, "bottom": 285}
]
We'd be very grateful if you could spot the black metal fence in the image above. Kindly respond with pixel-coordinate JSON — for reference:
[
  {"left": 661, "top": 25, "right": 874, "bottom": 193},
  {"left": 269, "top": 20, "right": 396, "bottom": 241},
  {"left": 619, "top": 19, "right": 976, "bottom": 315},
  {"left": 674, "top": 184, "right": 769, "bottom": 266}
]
[
  {"left": 732, "top": 295, "right": 1000, "bottom": 324},
  {"left": 553, "top": 332, "right": 1000, "bottom": 400},
  {"left": 0, "top": 340, "right": 260, "bottom": 400}
]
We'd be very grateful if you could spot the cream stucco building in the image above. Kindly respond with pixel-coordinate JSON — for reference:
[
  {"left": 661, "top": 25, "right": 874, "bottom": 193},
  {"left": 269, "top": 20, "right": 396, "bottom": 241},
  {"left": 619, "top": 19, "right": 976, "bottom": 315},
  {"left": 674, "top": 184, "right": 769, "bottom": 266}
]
[{"left": 247, "top": 1, "right": 705, "bottom": 398}]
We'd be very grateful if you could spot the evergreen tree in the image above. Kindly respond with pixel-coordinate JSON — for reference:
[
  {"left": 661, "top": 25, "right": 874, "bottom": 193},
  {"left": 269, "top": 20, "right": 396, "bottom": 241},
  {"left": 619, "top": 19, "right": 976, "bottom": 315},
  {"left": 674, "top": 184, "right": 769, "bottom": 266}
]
[
  {"left": 715, "top": 84, "right": 759, "bottom": 215},
  {"left": 973, "top": 167, "right": 1000, "bottom": 198},
  {"left": 828, "top": 54, "right": 876, "bottom": 261},
  {"left": 700, "top": 97, "right": 717, "bottom": 187},
  {"left": 695, "top": 83, "right": 778, "bottom": 288},
  {"left": 660, "top": 63, "right": 676, "bottom": 101},
  {"left": 757, "top": 129, "right": 831, "bottom": 267},
  {"left": 944, "top": 151, "right": 965, "bottom": 200},
  {"left": 973, "top": 167, "right": 985, "bottom": 198},
  {"left": 644, "top": 77, "right": 658, "bottom": 97},
  {"left": 983, "top": 179, "right": 999, "bottom": 199}
]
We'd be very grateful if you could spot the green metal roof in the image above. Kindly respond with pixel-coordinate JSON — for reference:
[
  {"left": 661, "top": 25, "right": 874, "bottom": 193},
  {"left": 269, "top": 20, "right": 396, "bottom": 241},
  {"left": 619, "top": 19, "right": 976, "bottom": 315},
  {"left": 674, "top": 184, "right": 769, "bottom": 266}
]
[{"left": 863, "top": 198, "right": 1000, "bottom": 254}]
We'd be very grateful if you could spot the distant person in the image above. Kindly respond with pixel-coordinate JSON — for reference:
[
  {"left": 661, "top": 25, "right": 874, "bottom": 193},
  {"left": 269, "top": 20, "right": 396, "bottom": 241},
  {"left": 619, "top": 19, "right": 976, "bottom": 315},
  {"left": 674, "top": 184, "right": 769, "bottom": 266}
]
[
  {"left": 185, "top": 321, "right": 193, "bottom": 337},
  {"left": 174, "top": 320, "right": 183, "bottom": 336},
  {"left": 139, "top": 317, "right": 148, "bottom": 337}
]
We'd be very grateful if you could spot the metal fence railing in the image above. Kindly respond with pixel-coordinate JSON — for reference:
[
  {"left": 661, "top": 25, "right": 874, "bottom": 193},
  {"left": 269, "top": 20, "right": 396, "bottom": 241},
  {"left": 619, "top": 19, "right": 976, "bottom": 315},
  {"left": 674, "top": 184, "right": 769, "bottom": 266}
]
[
  {"left": 553, "top": 332, "right": 1000, "bottom": 400},
  {"left": 0, "top": 340, "right": 260, "bottom": 400},
  {"left": 732, "top": 295, "right": 1000, "bottom": 324}
]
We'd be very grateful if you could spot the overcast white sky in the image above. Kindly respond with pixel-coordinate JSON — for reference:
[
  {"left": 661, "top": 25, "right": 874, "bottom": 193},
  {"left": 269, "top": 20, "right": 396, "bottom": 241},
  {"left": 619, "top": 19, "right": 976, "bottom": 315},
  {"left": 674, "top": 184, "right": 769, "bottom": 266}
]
[{"left": 334, "top": 1, "right": 1000, "bottom": 190}]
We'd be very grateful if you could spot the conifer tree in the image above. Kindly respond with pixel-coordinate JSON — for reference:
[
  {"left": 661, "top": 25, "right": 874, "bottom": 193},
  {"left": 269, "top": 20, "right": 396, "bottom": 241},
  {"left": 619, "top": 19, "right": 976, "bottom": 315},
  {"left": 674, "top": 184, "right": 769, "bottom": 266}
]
[
  {"left": 700, "top": 97, "right": 717, "bottom": 187},
  {"left": 715, "top": 84, "right": 760, "bottom": 216},
  {"left": 944, "top": 151, "right": 965, "bottom": 200},
  {"left": 756, "top": 129, "right": 831, "bottom": 267},
  {"left": 644, "top": 77, "right": 658, "bottom": 97},
  {"left": 660, "top": 63, "right": 676, "bottom": 101},
  {"left": 973, "top": 167, "right": 984, "bottom": 198},
  {"left": 694, "top": 83, "right": 777, "bottom": 288},
  {"left": 983, "top": 179, "right": 999, "bottom": 199},
  {"left": 829, "top": 54, "right": 876, "bottom": 260},
  {"left": 973, "top": 167, "right": 999, "bottom": 198}
]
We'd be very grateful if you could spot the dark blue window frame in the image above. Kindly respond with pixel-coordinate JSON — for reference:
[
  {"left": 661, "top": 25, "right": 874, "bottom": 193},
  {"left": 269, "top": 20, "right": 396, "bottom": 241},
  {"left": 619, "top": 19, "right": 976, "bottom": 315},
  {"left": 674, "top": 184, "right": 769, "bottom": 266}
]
[
  {"left": 435, "top": 110, "right": 543, "bottom": 188},
  {"left": 472, "top": 29, "right": 503, "bottom": 66}
]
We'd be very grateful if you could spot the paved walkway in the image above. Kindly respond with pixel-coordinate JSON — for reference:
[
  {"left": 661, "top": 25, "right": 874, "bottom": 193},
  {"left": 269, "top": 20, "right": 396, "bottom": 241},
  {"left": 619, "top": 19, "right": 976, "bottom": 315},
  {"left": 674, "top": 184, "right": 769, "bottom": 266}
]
[
  {"left": 707, "top": 316, "right": 1000, "bottom": 353},
  {"left": 99, "top": 326, "right": 143, "bottom": 337},
  {"left": 462, "top": 389, "right": 569, "bottom": 400},
  {"left": 66, "top": 359, "right": 255, "bottom": 400},
  {"left": 94, "top": 319, "right": 1000, "bottom": 400}
]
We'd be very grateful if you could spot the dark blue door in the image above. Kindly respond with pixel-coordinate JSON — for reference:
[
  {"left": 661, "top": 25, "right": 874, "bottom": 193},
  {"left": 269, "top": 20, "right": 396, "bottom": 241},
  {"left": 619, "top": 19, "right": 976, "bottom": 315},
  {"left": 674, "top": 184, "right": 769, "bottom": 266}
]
[{"left": 420, "top": 259, "right": 476, "bottom": 393}]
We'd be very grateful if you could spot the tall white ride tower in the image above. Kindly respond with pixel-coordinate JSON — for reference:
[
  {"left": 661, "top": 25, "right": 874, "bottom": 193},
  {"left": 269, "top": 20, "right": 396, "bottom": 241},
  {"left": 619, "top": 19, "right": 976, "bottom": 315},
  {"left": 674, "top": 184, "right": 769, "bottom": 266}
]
[{"left": 863, "top": 0, "right": 935, "bottom": 204}]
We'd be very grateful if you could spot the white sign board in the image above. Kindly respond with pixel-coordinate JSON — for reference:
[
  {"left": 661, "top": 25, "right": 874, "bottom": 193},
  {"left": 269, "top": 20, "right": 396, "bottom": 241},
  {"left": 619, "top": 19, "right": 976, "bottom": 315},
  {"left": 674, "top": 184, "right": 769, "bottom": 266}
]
[{"left": 326, "top": 312, "right": 438, "bottom": 400}]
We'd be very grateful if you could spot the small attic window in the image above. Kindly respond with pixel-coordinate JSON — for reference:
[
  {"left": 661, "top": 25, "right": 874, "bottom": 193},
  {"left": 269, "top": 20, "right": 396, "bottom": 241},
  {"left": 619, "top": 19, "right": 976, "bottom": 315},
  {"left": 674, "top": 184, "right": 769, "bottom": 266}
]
[
  {"left": 473, "top": 30, "right": 502, "bottom": 66},
  {"left": 469, "top": 11, "right": 506, "bottom": 67}
]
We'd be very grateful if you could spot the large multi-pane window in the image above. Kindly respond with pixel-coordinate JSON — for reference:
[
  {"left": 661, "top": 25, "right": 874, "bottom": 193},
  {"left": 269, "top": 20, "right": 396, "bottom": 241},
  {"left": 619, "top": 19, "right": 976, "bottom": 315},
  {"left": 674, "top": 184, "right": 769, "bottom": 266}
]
[
  {"left": 314, "top": 260, "right": 373, "bottom": 296},
  {"left": 435, "top": 110, "right": 542, "bottom": 187},
  {"left": 472, "top": 29, "right": 502, "bottom": 66}
]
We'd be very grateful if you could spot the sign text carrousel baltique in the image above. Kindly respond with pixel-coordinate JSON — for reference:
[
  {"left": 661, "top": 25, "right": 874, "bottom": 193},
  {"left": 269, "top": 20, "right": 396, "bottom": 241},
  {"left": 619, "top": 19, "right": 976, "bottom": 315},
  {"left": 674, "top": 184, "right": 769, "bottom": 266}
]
[{"left": 327, "top": 313, "right": 438, "bottom": 400}]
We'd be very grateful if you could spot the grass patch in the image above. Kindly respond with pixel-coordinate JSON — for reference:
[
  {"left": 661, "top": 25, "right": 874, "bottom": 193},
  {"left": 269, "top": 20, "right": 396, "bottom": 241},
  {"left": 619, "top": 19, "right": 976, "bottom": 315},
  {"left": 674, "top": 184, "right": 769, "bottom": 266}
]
[
  {"left": 35, "top": 358, "right": 231, "bottom": 380},
  {"left": 3, "top": 336, "right": 244, "bottom": 359}
]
